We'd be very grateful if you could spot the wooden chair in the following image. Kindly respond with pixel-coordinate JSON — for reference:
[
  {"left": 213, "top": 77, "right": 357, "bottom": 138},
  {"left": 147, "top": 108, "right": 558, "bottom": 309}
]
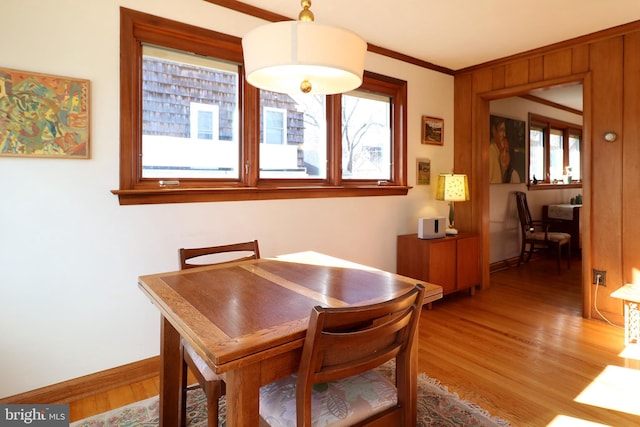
[
  {"left": 179, "top": 240, "right": 260, "bottom": 270},
  {"left": 260, "top": 284, "right": 425, "bottom": 427},
  {"left": 514, "top": 191, "right": 571, "bottom": 273},
  {"left": 178, "top": 240, "right": 260, "bottom": 427}
]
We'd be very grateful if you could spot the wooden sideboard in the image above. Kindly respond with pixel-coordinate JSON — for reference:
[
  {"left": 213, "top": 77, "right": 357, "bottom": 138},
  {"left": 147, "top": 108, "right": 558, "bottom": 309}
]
[{"left": 397, "top": 233, "right": 480, "bottom": 297}]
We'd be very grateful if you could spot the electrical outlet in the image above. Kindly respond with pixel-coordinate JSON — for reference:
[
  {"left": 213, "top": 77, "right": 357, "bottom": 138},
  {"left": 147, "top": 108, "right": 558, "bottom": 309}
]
[{"left": 593, "top": 269, "right": 606, "bottom": 286}]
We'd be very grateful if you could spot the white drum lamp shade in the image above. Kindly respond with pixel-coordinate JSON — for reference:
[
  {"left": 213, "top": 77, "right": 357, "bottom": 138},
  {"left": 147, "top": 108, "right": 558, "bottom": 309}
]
[{"left": 242, "top": 20, "right": 367, "bottom": 95}]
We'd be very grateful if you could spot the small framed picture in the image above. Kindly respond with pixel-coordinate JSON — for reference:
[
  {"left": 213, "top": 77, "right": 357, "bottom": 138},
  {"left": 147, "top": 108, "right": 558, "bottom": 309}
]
[
  {"left": 416, "top": 158, "right": 431, "bottom": 185},
  {"left": 422, "top": 116, "right": 443, "bottom": 145}
]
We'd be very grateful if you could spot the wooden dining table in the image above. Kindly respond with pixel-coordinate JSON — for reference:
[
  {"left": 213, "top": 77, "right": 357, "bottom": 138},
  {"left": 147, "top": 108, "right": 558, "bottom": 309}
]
[{"left": 138, "top": 251, "right": 443, "bottom": 426}]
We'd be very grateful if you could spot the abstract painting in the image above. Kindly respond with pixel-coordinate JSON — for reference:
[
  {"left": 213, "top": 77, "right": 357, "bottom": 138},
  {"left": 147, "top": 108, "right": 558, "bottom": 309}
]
[{"left": 0, "top": 67, "right": 90, "bottom": 158}]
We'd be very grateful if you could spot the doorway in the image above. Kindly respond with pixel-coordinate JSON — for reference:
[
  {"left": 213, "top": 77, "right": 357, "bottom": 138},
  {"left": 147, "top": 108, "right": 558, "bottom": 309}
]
[{"left": 478, "top": 78, "right": 591, "bottom": 318}]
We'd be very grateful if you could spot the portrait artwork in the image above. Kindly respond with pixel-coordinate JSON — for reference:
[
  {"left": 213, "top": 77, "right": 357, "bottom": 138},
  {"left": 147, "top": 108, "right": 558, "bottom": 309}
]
[{"left": 489, "top": 115, "right": 525, "bottom": 184}]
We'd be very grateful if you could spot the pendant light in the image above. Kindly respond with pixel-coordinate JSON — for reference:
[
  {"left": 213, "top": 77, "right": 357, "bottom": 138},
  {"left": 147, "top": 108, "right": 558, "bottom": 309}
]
[{"left": 242, "top": 0, "right": 367, "bottom": 95}]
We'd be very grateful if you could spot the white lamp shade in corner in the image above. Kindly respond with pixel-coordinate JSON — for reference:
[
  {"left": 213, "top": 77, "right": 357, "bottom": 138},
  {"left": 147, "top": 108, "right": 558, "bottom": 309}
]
[{"left": 242, "top": 21, "right": 367, "bottom": 95}]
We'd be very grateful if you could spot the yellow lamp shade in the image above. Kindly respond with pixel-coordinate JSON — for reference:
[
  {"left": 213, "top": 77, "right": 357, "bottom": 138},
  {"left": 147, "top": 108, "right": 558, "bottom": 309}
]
[{"left": 436, "top": 174, "right": 469, "bottom": 202}]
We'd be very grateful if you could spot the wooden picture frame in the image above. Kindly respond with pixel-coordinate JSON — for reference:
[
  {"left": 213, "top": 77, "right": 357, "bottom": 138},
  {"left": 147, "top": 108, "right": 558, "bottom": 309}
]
[
  {"left": 0, "top": 67, "right": 90, "bottom": 158},
  {"left": 421, "top": 116, "right": 443, "bottom": 145},
  {"left": 416, "top": 158, "right": 431, "bottom": 185}
]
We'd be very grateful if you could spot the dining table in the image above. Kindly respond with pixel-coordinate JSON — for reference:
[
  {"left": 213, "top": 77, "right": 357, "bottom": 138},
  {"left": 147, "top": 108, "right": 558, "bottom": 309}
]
[{"left": 138, "top": 251, "right": 443, "bottom": 426}]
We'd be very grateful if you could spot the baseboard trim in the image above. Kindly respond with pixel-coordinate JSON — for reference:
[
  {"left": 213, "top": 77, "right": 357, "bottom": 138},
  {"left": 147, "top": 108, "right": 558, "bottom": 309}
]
[
  {"left": 490, "top": 257, "right": 520, "bottom": 273},
  {"left": 0, "top": 356, "right": 160, "bottom": 404}
]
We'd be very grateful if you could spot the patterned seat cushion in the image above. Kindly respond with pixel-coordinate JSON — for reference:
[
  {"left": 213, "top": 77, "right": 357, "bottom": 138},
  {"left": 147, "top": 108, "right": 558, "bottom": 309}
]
[
  {"left": 259, "top": 369, "right": 397, "bottom": 426},
  {"left": 526, "top": 231, "right": 571, "bottom": 243}
]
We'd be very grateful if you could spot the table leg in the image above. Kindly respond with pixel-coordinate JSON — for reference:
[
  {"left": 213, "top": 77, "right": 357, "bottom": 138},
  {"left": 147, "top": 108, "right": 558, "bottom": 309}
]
[
  {"left": 225, "top": 363, "right": 262, "bottom": 426},
  {"left": 159, "top": 316, "right": 182, "bottom": 427}
]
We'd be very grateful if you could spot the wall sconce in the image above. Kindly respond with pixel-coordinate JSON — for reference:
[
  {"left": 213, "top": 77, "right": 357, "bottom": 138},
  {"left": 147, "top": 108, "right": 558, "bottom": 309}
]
[{"left": 604, "top": 132, "right": 617, "bottom": 142}]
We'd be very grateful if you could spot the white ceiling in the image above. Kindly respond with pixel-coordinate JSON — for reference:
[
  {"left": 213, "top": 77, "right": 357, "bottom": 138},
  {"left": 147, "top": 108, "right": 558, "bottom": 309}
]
[
  {"left": 239, "top": 0, "right": 640, "bottom": 70},
  {"left": 237, "top": 0, "right": 640, "bottom": 111},
  {"left": 530, "top": 84, "right": 584, "bottom": 111}
]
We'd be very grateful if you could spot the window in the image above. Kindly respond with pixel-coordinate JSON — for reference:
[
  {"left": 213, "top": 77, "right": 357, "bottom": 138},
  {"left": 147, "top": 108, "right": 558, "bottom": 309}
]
[
  {"left": 191, "top": 103, "right": 220, "bottom": 141},
  {"left": 114, "top": 8, "right": 408, "bottom": 204},
  {"left": 262, "top": 108, "right": 286, "bottom": 145},
  {"left": 141, "top": 45, "right": 239, "bottom": 180},
  {"left": 341, "top": 90, "right": 391, "bottom": 181},
  {"left": 259, "top": 90, "right": 326, "bottom": 180},
  {"left": 528, "top": 113, "right": 582, "bottom": 186}
]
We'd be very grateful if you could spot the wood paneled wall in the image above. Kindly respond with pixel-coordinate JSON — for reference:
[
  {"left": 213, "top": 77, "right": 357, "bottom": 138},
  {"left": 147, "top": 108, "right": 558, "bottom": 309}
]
[{"left": 454, "top": 21, "right": 640, "bottom": 321}]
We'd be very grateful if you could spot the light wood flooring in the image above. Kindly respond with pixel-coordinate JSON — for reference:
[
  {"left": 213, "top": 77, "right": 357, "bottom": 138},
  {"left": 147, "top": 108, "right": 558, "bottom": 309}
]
[
  {"left": 69, "top": 255, "right": 640, "bottom": 425},
  {"left": 419, "top": 256, "right": 640, "bottom": 426}
]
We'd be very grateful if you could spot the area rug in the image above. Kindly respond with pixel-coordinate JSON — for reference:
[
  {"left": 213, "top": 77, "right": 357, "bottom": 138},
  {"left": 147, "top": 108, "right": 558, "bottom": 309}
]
[{"left": 71, "top": 363, "right": 511, "bottom": 427}]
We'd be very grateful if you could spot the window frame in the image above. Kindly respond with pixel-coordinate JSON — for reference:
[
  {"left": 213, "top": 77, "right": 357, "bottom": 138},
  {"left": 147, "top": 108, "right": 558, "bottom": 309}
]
[
  {"left": 113, "top": 8, "right": 408, "bottom": 205},
  {"left": 527, "top": 113, "right": 583, "bottom": 190}
]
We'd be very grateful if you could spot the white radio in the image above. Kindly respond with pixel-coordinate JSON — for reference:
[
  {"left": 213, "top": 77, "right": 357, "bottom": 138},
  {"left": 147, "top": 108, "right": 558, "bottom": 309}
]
[{"left": 418, "top": 217, "right": 446, "bottom": 239}]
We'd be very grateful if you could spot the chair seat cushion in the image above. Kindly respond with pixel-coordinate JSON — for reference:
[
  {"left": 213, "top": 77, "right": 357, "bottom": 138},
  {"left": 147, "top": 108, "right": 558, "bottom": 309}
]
[
  {"left": 526, "top": 231, "right": 571, "bottom": 243},
  {"left": 259, "top": 369, "right": 397, "bottom": 426}
]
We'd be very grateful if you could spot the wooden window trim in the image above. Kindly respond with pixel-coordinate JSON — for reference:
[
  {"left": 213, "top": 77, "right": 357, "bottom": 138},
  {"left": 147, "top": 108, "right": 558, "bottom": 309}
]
[{"left": 112, "top": 8, "right": 409, "bottom": 205}]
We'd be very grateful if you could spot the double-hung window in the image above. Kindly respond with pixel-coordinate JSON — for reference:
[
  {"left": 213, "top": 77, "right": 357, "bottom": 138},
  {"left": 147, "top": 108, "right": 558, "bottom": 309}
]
[
  {"left": 528, "top": 113, "right": 582, "bottom": 186},
  {"left": 114, "top": 8, "right": 408, "bottom": 205}
]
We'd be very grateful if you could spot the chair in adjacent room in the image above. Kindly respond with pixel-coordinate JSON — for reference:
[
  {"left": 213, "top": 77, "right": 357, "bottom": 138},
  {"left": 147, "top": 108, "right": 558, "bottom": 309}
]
[
  {"left": 259, "top": 284, "right": 426, "bottom": 427},
  {"left": 178, "top": 239, "right": 260, "bottom": 427},
  {"left": 514, "top": 191, "right": 571, "bottom": 273}
]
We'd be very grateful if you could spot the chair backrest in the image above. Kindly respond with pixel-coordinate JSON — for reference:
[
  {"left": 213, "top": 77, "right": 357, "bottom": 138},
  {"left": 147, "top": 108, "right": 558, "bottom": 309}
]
[
  {"left": 295, "top": 284, "right": 425, "bottom": 426},
  {"left": 514, "top": 191, "right": 534, "bottom": 233},
  {"left": 179, "top": 240, "right": 260, "bottom": 269}
]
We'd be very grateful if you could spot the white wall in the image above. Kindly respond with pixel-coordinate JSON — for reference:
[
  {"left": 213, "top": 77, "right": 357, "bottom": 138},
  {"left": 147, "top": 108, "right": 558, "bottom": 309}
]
[
  {"left": 489, "top": 97, "right": 583, "bottom": 263},
  {"left": 0, "top": 0, "right": 454, "bottom": 398}
]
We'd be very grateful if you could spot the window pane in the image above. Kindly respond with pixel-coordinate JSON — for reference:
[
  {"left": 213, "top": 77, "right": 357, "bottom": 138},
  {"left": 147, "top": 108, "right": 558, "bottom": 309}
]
[
  {"left": 141, "top": 45, "right": 240, "bottom": 179},
  {"left": 342, "top": 91, "right": 391, "bottom": 180},
  {"left": 529, "top": 126, "right": 545, "bottom": 182},
  {"left": 197, "top": 110, "right": 213, "bottom": 139},
  {"left": 263, "top": 108, "right": 285, "bottom": 145},
  {"left": 191, "top": 102, "right": 220, "bottom": 141},
  {"left": 549, "top": 129, "right": 564, "bottom": 182},
  {"left": 259, "top": 90, "right": 326, "bottom": 179},
  {"left": 568, "top": 133, "right": 581, "bottom": 180}
]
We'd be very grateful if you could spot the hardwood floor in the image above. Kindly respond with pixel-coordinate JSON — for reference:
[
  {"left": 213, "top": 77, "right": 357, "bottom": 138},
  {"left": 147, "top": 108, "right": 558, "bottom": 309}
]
[
  {"left": 69, "top": 376, "right": 161, "bottom": 422},
  {"left": 419, "top": 255, "right": 640, "bottom": 426},
  {"left": 69, "top": 255, "right": 640, "bottom": 425}
]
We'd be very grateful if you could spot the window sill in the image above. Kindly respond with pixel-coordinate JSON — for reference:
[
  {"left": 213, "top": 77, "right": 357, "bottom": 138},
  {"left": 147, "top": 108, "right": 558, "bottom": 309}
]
[
  {"left": 111, "top": 185, "right": 411, "bottom": 205},
  {"left": 527, "top": 182, "right": 583, "bottom": 191}
]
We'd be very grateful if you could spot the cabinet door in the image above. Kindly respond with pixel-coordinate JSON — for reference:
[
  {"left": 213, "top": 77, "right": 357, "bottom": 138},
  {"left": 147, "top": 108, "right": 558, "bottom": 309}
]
[
  {"left": 456, "top": 236, "right": 480, "bottom": 289},
  {"left": 428, "top": 239, "right": 457, "bottom": 294},
  {"left": 397, "top": 235, "right": 427, "bottom": 281}
]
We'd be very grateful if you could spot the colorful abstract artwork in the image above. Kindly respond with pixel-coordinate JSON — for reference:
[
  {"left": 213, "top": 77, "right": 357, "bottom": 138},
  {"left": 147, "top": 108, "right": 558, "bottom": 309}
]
[{"left": 0, "top": 67, "right": 90, "bottom": 158}]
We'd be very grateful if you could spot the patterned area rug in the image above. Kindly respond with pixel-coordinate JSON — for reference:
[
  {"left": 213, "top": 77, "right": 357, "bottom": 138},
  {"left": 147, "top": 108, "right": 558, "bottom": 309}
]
[{"left": 72, "top": 363, "right": 511, "bottom": 427}]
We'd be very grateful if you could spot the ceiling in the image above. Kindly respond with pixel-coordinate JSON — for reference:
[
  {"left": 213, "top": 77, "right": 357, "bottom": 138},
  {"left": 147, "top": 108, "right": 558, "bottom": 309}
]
[
  {"left": 238, "top": 0, "right": 640, "bottom": 71},
  {"left": 236, "top": 0, "right": 640, "bottom": 111},
  {"left": 529, "top": 84, "right": 584, "bottom": 112}
]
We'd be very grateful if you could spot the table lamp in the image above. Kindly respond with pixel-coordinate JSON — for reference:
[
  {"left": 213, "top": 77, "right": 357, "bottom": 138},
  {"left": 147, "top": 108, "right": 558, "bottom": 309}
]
[{"left": 436, "top": 173, "right": 469, "bottom": 235}]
